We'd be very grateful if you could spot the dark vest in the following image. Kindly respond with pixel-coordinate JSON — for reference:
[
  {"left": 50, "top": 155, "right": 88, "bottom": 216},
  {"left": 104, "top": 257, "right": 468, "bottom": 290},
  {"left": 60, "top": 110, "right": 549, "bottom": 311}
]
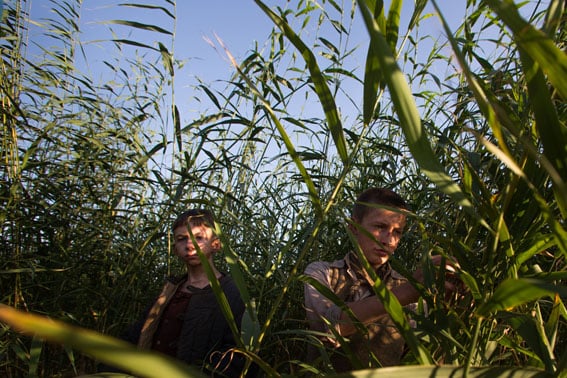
[{"left": 138, "top": 275, "right": 245, "bottom": 375}]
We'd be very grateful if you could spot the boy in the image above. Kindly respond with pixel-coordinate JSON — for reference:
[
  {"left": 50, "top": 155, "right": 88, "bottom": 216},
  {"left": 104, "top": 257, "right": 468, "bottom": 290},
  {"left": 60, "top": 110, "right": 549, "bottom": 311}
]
[
  {"left": 304, "top": 188, "right": 457, "bottom": 371},
  {"left": 110, "top": 209, "right": 246, "bottom": 376}
]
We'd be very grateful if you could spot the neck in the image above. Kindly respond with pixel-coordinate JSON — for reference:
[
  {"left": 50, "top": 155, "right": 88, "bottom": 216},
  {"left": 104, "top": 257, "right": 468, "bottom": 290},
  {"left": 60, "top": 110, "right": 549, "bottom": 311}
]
[{"left": 186, "top": 265, "right": 222, "bottom": 288}]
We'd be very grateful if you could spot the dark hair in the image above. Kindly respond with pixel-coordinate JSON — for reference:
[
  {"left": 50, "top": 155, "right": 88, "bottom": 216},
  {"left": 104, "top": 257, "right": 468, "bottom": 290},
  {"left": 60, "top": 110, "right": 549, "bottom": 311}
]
[
  {"left": 172, "top": 209, "right": 216, "bottom": 232},
  {"left": 351, "top": 187, "right": 409, "bottom": 221}
]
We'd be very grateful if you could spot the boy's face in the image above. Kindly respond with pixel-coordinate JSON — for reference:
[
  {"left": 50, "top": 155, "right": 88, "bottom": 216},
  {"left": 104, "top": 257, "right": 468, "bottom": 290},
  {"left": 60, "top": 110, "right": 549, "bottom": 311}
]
[
  {"left": 173, "top": 222, "right": 219, "bottom": 266},
  {"left": 350, "top": 207, "right": 406, "bottom": 269}
]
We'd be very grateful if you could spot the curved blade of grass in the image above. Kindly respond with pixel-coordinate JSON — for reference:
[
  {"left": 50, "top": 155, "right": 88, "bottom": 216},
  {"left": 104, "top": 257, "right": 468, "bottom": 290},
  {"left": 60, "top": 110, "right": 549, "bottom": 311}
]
[
  {"left": 385, "top": 0, "right": 402, "bottom": 52},
  {"left": 366, "top": 0, "right": 424, "bottom": 90},
  {"left": 214, "top": 221, "right": 261, "bottom": 351},
  {"left": 518, "top": 48, "right": 567, "bottom": 218},
  {"left": 29, "top": 336, "right": 42, "bottom": 376},
  {"left": 516, "top": 234, "right": 556, "bottom": 266},
  {"left": 0, "top": 304, "right": 204, "bottom": 378},
  {"left": 158, "top": 42, "right": 174, "bottom": 77},
  {"left": 105, "top": 20, "right": 172, "bottom": 36},
  {"left": 505, "top": 311, "right": 555, "bottom": 372},
  {"left": 217, "top": 36, "right": 324, "bottom": 219},
  {"left": 407, "top": 0, "right": 428, "bottom": 31},
  {"left": 254, "top": 0, "right": 349, "bottom": 165},
  {"left": 194, "top": 242, "right": 271, "bottom": 375},
  {"left": 333, "top": 364, "right": 550, "bottom": 377},
  {"left": 542, "top": 0, "right": 564, "bottom": 37},
  {"left": 475, "top": 133, "right": 567, "bottom": 259},
  {"left": 118, "top": 3, "right": 175, "bottom": 19},
  {"left": 357, "top": 0, "right": 481, "bottom": 226},
  {"left": 363, "top": 0, "right": 385, "bottom": 124},
  {"left": 476, "top": 279, "right": 567, "bottom": 318},
  {"left": 484, "top": 0, "right": 567, "bottom": 100},
  {"left": 110, "top": 39, "right": 159, "bottom": 52},
  {"left": 363, "top": 42, "right": 383, "bottom": 124}
]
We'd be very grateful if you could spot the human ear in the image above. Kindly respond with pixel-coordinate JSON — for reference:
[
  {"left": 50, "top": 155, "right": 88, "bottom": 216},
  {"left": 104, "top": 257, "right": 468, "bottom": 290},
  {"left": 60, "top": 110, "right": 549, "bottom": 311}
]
[
  {"left": 348, "top": 218, "right": 359, "bottom": 235},
  {"left": 212, "top": 238, "right": 221, "bottom": 251}
]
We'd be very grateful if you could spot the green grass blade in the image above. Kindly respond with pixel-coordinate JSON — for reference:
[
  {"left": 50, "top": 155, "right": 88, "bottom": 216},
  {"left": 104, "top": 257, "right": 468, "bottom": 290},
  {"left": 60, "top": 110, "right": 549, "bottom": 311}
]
[
  {"left": 118, "top": 3, "right": 175, "bottom": 19},
  {"left": 105, "top": 20, "right": 172, "bottom": 35},
  {"left": 109, "top": 39, "right": 160, "bottom": 52},
  {"left": 190, "top": 229, "right": 243, "bottom": 349},
  {"left": 332, "top": 364, "right": 550, "bottom": 377},
  {"left": 357, "top": 0, "right": 481, "bottom": 226},
  {"left": 218, "top": 36, "right": 324, "bottom": 218},
  {"left": 254, "top": 0, "right": 349, "bottom": 165},
  {"left": 29, "top": 336, "right": 42, "bottom": 377},
  {"left": 158, "top": 42, "right": 174, "bottom": 77},
  {"left": 362, "top": 0, "right": 385, "bottom": 124},
  {"left": 542, "top": 0, "right": 565, "bottom": 36},
  {"left": 483, "top": 0, "right": 567, "bottom": 100},
  {"left": 216, "top": 224, "right": 261, "bottom": 351},
  {"left": 385, "top": 0, "right": 402, "bottom": 52},
  {"left": 0, "top": 305, "right": 204, "bottom": 378},
  {"left": 518, "top": 48, "right": 567, "bottom": 217},
  {"left": 505, "top": 312, "right": 555, "bottom": 372},
  {"left": 476, "top": 279, "right": 567, "bottom": 318}
]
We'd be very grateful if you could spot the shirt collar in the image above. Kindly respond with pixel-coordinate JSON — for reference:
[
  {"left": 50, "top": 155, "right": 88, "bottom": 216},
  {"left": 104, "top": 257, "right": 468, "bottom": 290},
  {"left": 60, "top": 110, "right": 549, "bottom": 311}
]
[{"left": 344, "top": 251, "right": 392, "bottom": 286}]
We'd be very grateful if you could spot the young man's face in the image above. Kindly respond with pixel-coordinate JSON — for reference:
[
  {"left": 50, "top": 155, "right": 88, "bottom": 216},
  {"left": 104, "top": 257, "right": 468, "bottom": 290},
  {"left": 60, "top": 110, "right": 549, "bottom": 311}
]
[
  {"left": 350, "top": 207, "right": 406, "bottom": 269},
  {"left": 173, "top": 222, "right": 219, "bottom": 266}
]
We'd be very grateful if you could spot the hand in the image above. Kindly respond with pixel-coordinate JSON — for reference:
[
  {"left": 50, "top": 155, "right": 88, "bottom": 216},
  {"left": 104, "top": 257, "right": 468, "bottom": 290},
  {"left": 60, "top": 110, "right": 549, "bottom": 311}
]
[
  {"left": 413, "top": 255, "right": 463, "bottom": 299},
  {"left": 430, "top": 254, "right": 460, "bottom": 271},
  {"left": 412, "top": 255, "right": 458, "bottom": 282},
  {"left": 431, "top": 255, "right": 464, "bottom": 301}
]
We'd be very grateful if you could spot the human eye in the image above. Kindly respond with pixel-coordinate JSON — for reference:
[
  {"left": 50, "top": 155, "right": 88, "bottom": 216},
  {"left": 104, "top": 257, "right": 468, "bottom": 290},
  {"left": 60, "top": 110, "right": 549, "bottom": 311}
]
[
  {"left": 193, "top": 234, "right": 206, "bottom": 243},
  {"left": 373, "top": 223, "right": 386, "bottom": 231},
  {"left": 393, "top": 228, "right": 403, "bottom": 237}
]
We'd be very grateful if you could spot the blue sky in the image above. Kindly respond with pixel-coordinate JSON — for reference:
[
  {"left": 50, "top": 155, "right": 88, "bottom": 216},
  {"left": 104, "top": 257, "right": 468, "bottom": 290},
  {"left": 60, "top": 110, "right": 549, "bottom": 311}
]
[{"left": 28, "top": 1, "right": 470, "bottom": 128}]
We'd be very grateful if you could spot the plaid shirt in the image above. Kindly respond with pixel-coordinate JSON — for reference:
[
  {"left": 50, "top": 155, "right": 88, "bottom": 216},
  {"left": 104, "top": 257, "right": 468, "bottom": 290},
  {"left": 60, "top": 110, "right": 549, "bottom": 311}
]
[{"left": 304, "top": 252, "right": 413, "bottom": 370}]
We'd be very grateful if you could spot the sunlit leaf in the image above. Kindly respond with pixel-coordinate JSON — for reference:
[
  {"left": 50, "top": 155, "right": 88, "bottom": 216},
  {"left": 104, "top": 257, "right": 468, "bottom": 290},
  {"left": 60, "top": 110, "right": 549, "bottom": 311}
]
[
  {"left": 333, "top": 364, "right": 549, "bottom": 377},
  {"left": 0, "top": 305, "right": 204, "bottom": 378},
  {"left": 477, "top": 279, "right": 567, "bottom": 317}
]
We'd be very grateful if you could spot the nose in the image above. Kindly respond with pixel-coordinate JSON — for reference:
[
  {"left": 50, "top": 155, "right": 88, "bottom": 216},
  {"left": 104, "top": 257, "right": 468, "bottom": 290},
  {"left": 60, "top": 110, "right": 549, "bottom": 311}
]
[
  {"left": 378, "top": 229, "right": 396, "bottom": 247},
  {"left": 185, "top": 237, "right": 196, "bottom": 250}
]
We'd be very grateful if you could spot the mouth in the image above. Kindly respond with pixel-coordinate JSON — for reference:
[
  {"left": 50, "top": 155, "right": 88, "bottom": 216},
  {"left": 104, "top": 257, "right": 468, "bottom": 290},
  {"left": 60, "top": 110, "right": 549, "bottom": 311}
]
[{"left": 184, "top": 251, "right": 198, "bottom": 259}]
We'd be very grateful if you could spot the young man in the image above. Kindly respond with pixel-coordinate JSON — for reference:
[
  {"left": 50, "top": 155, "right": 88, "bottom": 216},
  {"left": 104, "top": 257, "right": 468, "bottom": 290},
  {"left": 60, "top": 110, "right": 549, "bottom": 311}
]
[
  {"left": 304, "top": 188, "right": 457, "bottom": 371},
  {"left": 110, "top": 209, "right": 246, "bottom": 376}
]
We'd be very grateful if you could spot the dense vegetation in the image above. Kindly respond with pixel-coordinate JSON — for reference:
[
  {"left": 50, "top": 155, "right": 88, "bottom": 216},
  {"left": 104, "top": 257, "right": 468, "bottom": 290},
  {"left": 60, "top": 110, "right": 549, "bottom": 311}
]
[{"left": 1, "top": 0, "right": 566, "bottom": 377}]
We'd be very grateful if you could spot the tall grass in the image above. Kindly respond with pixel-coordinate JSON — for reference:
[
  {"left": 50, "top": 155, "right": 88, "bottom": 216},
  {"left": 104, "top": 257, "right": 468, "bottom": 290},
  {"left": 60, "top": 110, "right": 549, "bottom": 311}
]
[{"left": 1, "top": 0, "right": 565, "bottom": 377}]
